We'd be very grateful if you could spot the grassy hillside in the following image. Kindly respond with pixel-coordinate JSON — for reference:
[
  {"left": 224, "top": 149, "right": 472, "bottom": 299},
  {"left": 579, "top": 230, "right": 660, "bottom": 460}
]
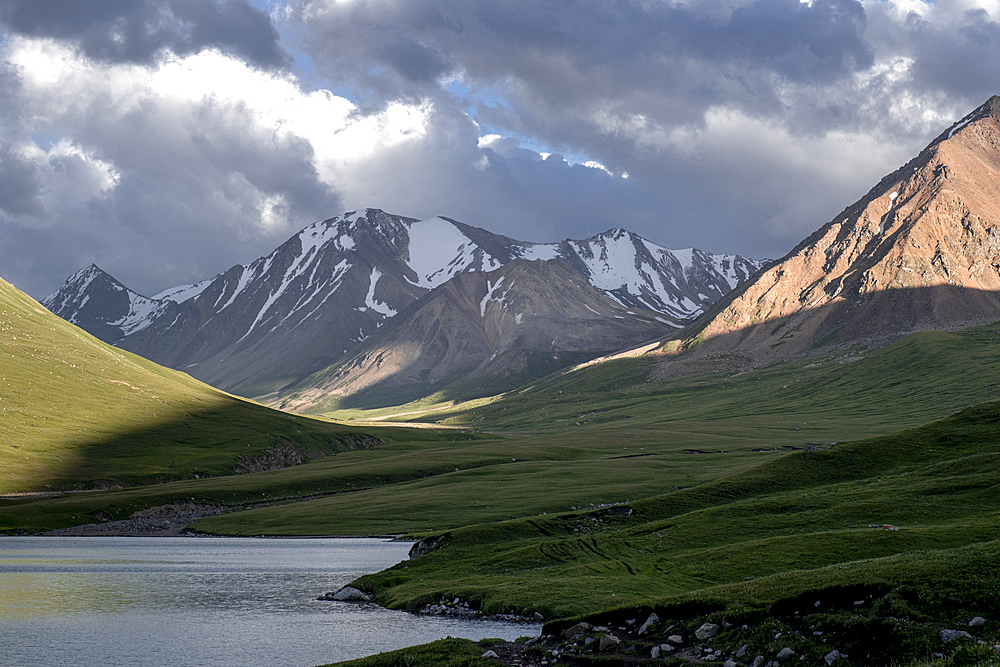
[
  {"left": 316, "top": 399, "right": 1000, "bottom": 666},
  {"left": 415, "top": 325, "right": 1000, "bottom": 434},
  {"left": 0, "top": 277, "right": 387, "bottom": 493}
]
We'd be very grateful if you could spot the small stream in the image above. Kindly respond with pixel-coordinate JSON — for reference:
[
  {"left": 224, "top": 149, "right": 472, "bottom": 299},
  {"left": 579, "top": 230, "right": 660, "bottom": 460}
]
[{"left": 0, "top": 536, "right": 541, "bottom": 667}]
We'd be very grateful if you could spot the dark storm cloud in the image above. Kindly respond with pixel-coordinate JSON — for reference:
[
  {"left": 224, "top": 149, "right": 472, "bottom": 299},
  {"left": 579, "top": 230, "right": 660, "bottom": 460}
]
[
  {"left": 291, "top": 0, "right": 872, "bottom": 116},
  {"left": 0, "top": 0, "right": 289, "bottom": 68},
  {"left": 0, "top": 141, "right": 44, "bottom": 218},
  {"left": 889, "top": 7, "right": 1000, "bottom": 99}
]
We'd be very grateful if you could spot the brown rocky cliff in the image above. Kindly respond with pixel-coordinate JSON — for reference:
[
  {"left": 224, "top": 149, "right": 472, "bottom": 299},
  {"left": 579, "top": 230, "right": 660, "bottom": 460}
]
[{"left": 653, "top": 96, "right": 1000, "bottom": 375}]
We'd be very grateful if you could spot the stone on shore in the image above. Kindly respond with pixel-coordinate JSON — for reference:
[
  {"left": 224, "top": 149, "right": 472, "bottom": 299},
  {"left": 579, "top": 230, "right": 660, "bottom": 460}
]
[{"left": 319, "top": 586, "right": 372, "bottom": 602}]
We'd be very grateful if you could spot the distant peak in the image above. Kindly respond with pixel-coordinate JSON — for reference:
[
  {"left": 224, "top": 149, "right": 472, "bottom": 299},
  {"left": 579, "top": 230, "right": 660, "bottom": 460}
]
[
  {"left": 595, "top": 227, "right": 630, "bottom": 239},
  {"left": 71, "top": 264, "right": 108, "bottom": 280}
]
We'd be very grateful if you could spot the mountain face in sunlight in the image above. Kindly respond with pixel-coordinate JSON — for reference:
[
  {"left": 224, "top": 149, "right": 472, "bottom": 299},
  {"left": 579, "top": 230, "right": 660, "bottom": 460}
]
[
  {"left": 650, "top": 96, "right": 1000, "bottom": 377},
  {"left": 0, "top": 276, "right": 371, "bottom": 493},
  {"left": 271, "top": 258, "right": 676, "bottom": 413},
  {"left": 44, "top": 210, "right": 764, "bottom": 399}
]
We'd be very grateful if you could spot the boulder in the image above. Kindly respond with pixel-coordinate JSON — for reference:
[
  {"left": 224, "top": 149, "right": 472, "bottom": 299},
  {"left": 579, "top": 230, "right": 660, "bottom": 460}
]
[
  {"left": 651, "top": 646, "right": 661, "bottom": 659},
  {"left": 667, "top": 634, "right": 684, "bottom": 644},
  {"left": 319, "top": 586, "right": 372, "bottom": 602},
  {"left": 482, "top": 650, "right": 499, "bottom": 659},
  {"left": 777, "top": 647, "right": 795, "bottom": 660},
  {"left": 695, "top": 623, "right": 720, "bottom": 640},
  {"left": 599, "top": 634, "right": 621, "bottom": 651},
  {"left": 970, "top": 616, "right": 986, "bottom": 627},
  {"left": 940, "top": 629, "right": 974, "bottom": 642},
  {"left": 638, "top": 613, "right": 660, "bottom": 636},
  {"left": 563, "top": 622, "right": 592, "bottom": 640},
  {"left": 825, "top": 650, "right": 840, "bottom": 665},
  {"left": 736, "top": 644, "right": 748, "bottom": 657},
  {"left": 751, "top": 656, "right": 765, "bottom": 667}
]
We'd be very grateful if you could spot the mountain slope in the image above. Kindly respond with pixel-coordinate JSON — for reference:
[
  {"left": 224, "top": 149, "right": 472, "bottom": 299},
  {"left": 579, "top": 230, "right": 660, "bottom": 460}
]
[
  {"left": 44, "top": 210, "right": 765, "bottom": 398},
  {"left": 272, "top": 258, "right": 674, "bottom": 412},
  {"left": 0, "top": 275, "right": 377, "bottom": 493},
  {"left": 649, "top": 95, "right": 1000, "bottom": 376}
]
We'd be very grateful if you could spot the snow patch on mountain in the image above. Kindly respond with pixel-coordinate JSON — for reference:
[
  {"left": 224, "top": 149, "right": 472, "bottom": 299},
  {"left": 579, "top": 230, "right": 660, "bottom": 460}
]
[
  {"left": 365, "top": 267, "right": 397, "bottom": 317},
  {"left": 109, "top": 291, "right": 172, "bottom": 336},
  {"left": 154, "top": 280, "right": 211, "bottom": 303},
  {"left": 480, "top": 276, "right": 506, "bottom": 317},
  {"left": 406, "top": 217, "right": 502, "bottom": 288},
  {"left": 520, "top": 244, "right": 560, "bottom": 261}
]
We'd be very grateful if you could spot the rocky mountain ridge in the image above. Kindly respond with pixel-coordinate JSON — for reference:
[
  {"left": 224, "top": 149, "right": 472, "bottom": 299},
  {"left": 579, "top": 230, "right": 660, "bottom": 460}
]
[{"left": 44, "top": 210, "right": 765, "bottom": 398}]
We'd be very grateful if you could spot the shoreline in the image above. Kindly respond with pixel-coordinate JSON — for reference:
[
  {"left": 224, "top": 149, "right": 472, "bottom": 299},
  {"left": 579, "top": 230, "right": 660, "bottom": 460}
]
[{"left": 21, "top": 501, "right": 409, "bottom": 540}]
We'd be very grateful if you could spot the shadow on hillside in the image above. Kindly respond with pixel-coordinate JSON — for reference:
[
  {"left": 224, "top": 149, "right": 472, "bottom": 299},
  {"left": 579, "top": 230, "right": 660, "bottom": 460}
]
[
  {"left": 302, "top": 283, "right": 1000, "bottom": 411},
  {"left": 328, "top": 348, "right": 608, "bottom": 411},
  {"left": 647, "top": 282, "right": 1000, "bottom": 380},
  {"left": 9, "top": 395, "right": 389, "bottom": 494}
]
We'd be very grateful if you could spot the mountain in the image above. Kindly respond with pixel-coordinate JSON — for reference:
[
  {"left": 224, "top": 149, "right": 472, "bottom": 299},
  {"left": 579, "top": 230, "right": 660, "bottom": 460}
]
[
  {"left": 41, "top": 264, "right": 171, "bottom": 344},
  {"left": 272, "top": 258, "right": 675, "bottom": 412},
  {"left": 44, "top": 210, "right": 765, "bottom": 398},
  {"left": 0, "top": 274, "right": 375, "bottom": 493},
  {"left": 649, "top": 95, "right": 1000, "bottom": 377}
]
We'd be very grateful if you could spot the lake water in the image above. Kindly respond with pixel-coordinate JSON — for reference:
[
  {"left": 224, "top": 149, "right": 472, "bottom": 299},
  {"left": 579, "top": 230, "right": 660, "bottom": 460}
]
[{"left": 0, "top": 536, "right": 540, "bottom": 667}]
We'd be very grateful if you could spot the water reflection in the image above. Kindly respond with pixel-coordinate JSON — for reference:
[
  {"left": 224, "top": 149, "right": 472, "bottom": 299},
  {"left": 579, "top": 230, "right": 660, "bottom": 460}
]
[{"left": 0, "top": 537, "right": 541, "bottom": 667}]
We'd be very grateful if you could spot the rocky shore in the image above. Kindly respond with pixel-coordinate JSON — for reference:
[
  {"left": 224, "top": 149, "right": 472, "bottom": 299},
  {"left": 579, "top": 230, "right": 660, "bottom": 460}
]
[{"left": 40, "top": 502, "right": 230, "bottom": 536}]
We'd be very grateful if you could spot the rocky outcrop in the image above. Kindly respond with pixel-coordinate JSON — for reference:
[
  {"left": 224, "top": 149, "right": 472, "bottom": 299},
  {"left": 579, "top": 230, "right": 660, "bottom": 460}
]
[
  {"left": 408, "top": 534, "right": 448, "bottom": 559},
  {"left": 233, "top": 440, "right": 305, "bottom": 474}
]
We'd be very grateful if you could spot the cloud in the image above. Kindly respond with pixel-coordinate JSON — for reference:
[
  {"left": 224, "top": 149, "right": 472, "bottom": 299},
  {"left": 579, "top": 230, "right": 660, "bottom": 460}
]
[
  {"left": 0, "top": 139, "right": 44, "bottom": 217},
  {"left": 2, "top": 0, "right": 1000, "bottom": 304},
  {"left": 0, "top": 0, "right": 288, "bottom": 68},
  {"left": 0, "top": 39, "right": 346, "bottom": 296},
  {"left": 285, "top": 0, "right": 999, "bottom": 250}
]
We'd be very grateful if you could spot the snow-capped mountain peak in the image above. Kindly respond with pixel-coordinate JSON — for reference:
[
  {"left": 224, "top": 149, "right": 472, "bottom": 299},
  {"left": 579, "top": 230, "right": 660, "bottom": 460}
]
[
  {"left": 44, "top": 208, "right": 765, "bottom": 397},
  {"left": 42, "top": 264, "right": 169, "bottom": 341}
]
